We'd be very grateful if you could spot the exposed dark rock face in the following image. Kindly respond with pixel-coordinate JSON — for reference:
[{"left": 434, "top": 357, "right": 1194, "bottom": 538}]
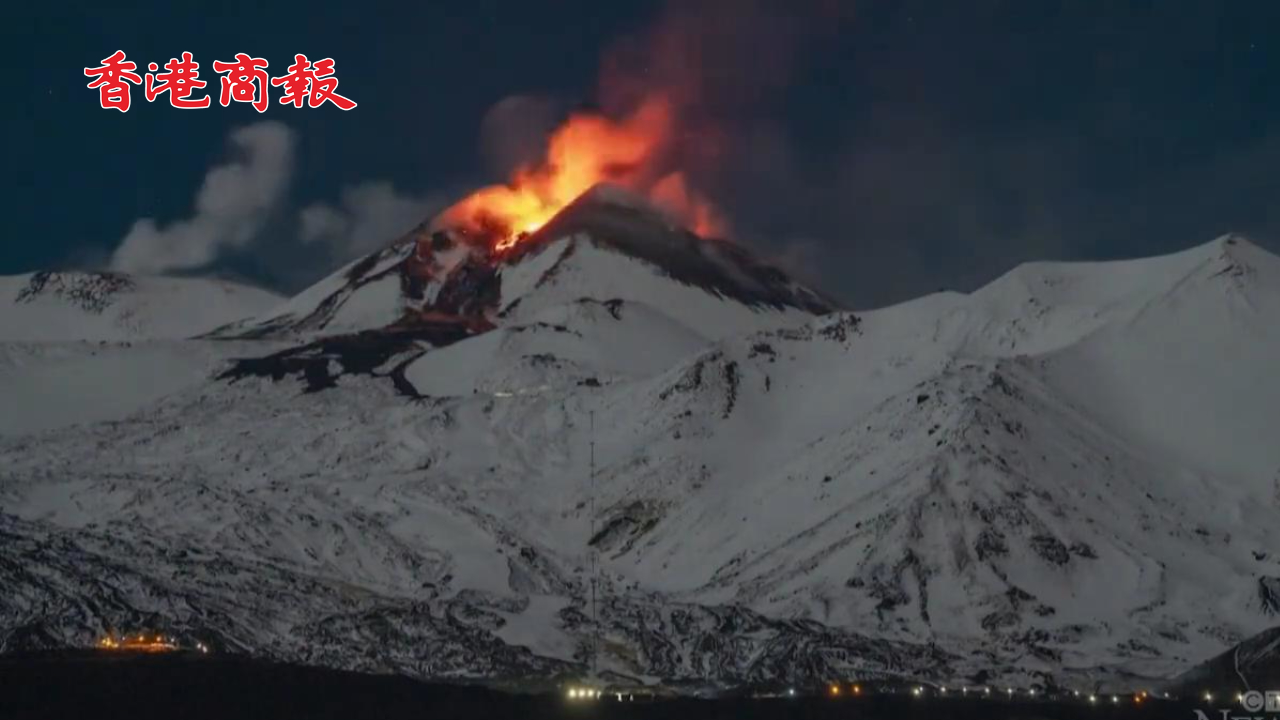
[
  {"left": 218, "top": 323, "right": 475, "bottom": 394},
  {"left": 15, "top": 271, "right": 136, "bottom": 313},
  {"left": 1029, "top": 536, "right": 1070, "bottom": 566},
  {"left": 1259, "top": 576, "right": 1280, "bottom": 616}
]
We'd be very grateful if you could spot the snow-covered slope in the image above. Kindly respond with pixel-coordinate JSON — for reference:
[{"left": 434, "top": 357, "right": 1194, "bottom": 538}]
[
  {"left": 0, "top": 271, "right": 282, "bottom": 435},
  {"left": 403, "top": 298, "right": 708, "bottom": 397},
  {"left": 1, "top": 230, "right": 1278, "bottom": 694},
  {"left": 0, "top": 271, "right": 281, "bottom": 342},
  {"left": 0, "top": 342, "right": 235, "bottom": 436}
]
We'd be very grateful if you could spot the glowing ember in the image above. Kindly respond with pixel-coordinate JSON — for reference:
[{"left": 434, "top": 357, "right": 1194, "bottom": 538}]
[{"left": 438, "top": 95, "right": 725, "bottom": 251}]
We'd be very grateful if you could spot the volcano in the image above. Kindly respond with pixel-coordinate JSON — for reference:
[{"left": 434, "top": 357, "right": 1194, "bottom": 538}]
[
  {"left": 1, "top": 193, "right": 1279, "bottom": 694},
  {"left": 223, "top": 184, "right": 834, "bottom": 343}
]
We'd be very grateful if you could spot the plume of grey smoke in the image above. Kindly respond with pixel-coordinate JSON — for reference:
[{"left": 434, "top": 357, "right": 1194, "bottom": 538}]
[
  {"left": 599, "top": 0, "right": 851, "bottom": 119},
  {"left": 106, "top": 121, "right": 445, "bottom": 285},
  {"left": 299, "top": 181, "right": 446, "bottom": 259},
  {"left": 590, "top": 0, "right": 855, "bottom": 237},
  {"left": 478, "top": 94, "right": 562, "bottom": 178},
  {"left": 110, "top": 122, "right": 296, "bottom": 275}
]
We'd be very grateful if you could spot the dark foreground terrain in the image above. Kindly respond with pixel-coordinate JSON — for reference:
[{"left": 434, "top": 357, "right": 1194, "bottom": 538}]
[{"left": 0, "top": 651, "right": 1203, "bottom": 720}]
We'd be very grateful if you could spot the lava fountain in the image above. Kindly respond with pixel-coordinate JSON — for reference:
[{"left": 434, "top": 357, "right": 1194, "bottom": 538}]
[{"left": 436, "top": 95, "right": 726, "bottom": 252}]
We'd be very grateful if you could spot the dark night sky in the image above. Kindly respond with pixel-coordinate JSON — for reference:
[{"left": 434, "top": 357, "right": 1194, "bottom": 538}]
[{"left": 12, "top": 0, "right": 1280, "bottom": 307}]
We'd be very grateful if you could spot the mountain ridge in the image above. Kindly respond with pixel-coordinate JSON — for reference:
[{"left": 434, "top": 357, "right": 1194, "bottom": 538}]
[
  {"left": 0, "top": 270, "right": 281, "bottom": 342},
  {"left": 1, "top": 220, "right": 1278, "bottom": 693}
]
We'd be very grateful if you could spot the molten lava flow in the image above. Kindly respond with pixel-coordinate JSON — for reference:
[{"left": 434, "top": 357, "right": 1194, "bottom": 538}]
[{"left": 438, "top": 95, "right": 724, "bottom": 251}]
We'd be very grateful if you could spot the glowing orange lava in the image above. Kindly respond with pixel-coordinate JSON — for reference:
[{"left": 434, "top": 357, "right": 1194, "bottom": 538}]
[{"left": 438, "top": 95, "right": 725, "bottom": 251}]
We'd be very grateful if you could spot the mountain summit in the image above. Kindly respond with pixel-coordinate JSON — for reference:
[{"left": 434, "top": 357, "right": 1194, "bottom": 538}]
[{"left": 226, "top": 184, "right": 834, "bottom": 341}]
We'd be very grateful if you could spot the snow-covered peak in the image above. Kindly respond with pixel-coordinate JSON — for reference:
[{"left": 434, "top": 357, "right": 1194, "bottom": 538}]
[
  {"left": 1194, "top": 233, "right": 1279, "bottom": 283},
  {"left": 0, "top": 271, "right": 283, "bottom": 342},
  {"left": 951, "top": 235, "right": 1280, "bottom": 356},
  {"left": 508, "top": 183, "right": 834, "bottom": 314},
  {"left": 982, "top": 234, "right": 1277, "bottom": 305}
]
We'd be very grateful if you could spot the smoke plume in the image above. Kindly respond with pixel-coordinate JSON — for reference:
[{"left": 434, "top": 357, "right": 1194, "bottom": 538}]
[{"left": 110, "top": 122, "right": 296, "bottom": 275}]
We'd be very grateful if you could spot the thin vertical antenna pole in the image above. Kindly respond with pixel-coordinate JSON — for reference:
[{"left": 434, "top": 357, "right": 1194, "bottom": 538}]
[{"left": 588, "top": 409, "right": 597, "bottom": 679}]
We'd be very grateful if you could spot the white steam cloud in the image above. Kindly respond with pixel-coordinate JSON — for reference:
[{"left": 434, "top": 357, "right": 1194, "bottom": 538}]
[
  {"left": 110, "top": 122, "right": 296, "bottom": 275},
  {"left": 298, "top": 182, "right": 445, "bottom": 259},
  {"left": 107, "top": 122, "right": 441, "bottom": 286}
]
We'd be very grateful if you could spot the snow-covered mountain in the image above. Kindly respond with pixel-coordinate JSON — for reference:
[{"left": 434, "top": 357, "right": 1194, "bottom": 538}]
[
  {"left": 1, "top": 192, "right": 1277, "bottom": 694},
  {"left": 0, "top": 271, "right": 281, "bottom": 342}
]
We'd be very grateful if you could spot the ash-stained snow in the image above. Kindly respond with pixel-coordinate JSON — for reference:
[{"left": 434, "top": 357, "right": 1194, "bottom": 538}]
[{"left": 2, "top": 232, "right": 1278, "bottom": 694}]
